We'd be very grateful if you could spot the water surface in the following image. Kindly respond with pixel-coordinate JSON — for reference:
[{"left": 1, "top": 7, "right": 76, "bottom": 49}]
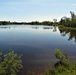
[{"left": 0, "top": 25, "right": 76, "bottom": 74}]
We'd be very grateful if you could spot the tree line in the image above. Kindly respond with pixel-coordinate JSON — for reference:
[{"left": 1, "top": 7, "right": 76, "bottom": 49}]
[
  {"left": 0, "top": 21, "right": 54, "bottom": 25},
  {"left": 59, "top": 11, "right": 76, "bottom": 27},
  {"left": 0, "top": 11, "right": 76, "bottom": 27}
]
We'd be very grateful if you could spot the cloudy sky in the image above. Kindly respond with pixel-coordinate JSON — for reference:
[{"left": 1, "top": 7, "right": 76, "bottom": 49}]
[{"left": 0, "top": 0, "right": 76, "bottom": 22}]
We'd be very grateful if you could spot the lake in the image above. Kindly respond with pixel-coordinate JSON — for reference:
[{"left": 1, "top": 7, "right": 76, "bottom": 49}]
[{"left": 0, "top": 25, "right": 76, "bottom": 75}]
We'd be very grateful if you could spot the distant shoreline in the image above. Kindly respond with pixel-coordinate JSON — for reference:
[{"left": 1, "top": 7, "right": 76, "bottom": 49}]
[{"left": 0, "top": 21, "right": 54, "bottom": 26}]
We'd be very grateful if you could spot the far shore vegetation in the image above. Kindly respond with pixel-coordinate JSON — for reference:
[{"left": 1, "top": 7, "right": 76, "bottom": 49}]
[{"left": 0, "top": 11, "right": 76, "bottom": 29}]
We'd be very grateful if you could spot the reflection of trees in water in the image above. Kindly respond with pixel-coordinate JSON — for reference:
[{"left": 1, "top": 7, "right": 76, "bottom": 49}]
[
  {"left": 32, "top": 27, "right": 39, "bottom": 29},
  {"left": 53, "top": 26, "right": 57, "bottom": 32},
  {"left": 43, "top": 26, "right": 57, "bottom": 32},
  {"left": 43, "top": 27, "right": 53, "bottom": 29},
  {"left": 0, "top": 27, "right": 10, "bottom": 29},
  {"left": 59, "top": 27, "right": 76, "bottom": 42},
  {"left": 32, "top": 26, "right": 54, "bottom": 30}
]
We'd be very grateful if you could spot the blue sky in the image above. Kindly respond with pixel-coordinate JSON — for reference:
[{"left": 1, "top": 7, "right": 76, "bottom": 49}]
[{"left": 0, "top": 0, "right": 76, "bottom": 22}]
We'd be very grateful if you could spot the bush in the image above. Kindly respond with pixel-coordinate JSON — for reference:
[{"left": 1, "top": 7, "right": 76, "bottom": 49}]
[
  {"left": 0, "top": 50, "right": 23, "bottom": 75},
  {"left": 43, "top": 49, "right": 76, "bottom": 75}
]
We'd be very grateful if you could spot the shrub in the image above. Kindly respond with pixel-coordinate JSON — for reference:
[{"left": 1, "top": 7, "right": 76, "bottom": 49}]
[
  {"left": 0, "top": 50, "right": 23, "bottom": 75},
  {"left": 43, "top": 49, "right": 76, "bottom": 75}
]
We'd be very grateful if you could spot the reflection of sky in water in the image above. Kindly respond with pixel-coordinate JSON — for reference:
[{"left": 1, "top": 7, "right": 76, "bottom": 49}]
[
  {"left": 0, "top": 25, "right": 76, "bottom": 74},
  {"left": 0, "top": 25, "right": 76, "bottom": 51},
  {"left": 0, "top": 25, "right": 76, "bottom": 52}
]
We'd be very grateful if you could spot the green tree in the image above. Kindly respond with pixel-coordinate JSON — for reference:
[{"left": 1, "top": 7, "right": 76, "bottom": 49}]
[
  {"left": 0, "top": 50, "right": 23, "bottom": 75},
  {"left": 59, "top": 11, "right": 76, "bottom": 27},
  {"left": 70, "top": 11, "right": 75, "bottom": 21}
]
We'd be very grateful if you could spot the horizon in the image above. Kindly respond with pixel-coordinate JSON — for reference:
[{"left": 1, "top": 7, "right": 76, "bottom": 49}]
[{"left": 0, "top": 0, "right": 76, "bottom": 22}]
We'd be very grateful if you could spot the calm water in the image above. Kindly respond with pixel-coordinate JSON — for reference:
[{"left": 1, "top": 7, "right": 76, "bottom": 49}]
[{"left": 0, "top": 25, "right": 76, "bottom": 74}]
